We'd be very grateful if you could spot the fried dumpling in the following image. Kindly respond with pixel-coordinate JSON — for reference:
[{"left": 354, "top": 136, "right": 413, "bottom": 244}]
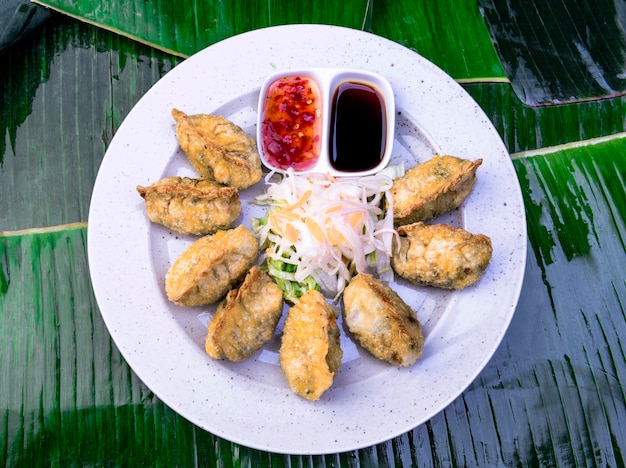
[
  {"left": 165, "top": 225, "right": 258, "bottom": 307},
  {"left": 391, "top": 155, "right": 482, "bottom": 226},
  {"left": 205, "top": 266, "right": 284, "bottom": 361},
  {"left": 137, "top": 176, "right": 240, "bottom": 235},
  {"left": 343, "top": 273, "right": 424, "bottom": 367},
  {"left": 279, "top": 290, "right": 342, "bottom": 401},
  {"left": 172, "top": 108, "right": 262, "bottom": 190},
  {"left": 391, "top": 222, "right": 492, "bottom": 290}
]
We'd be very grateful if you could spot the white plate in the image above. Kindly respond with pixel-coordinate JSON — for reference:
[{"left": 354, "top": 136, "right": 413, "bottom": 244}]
[{"left": 88, "top": 24, "right": 527, "bottom": 455}]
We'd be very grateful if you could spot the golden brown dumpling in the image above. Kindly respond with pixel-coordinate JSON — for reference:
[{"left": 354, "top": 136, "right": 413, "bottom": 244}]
[
  {"left": 172, "top": 108, "right": 262, "bottom": 190},
  {"left": 165, "top": 225, "right": 258, "bottom": 307},
  {"left": 391, "top": 222, "right": 492, "bottom": 290},
  {"left": 205, "top": 266, "right": 284, "bottom": 361},
  {"left": 391, "top": 155, "right": 482, "bottom": 226},
  {"left": 137, "top": 176, "right": 240, "bottom": 235},
  {"left": 342, "top": 273, "right": 424, "bottom": 366},
  {"left": 279, "top": 290, "right": 342, "bottom": 401}
]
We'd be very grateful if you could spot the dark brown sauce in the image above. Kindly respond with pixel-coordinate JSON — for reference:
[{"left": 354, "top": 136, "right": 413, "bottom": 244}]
[{"left": 329, "top": 82, "right": 386, "bottom": 172}]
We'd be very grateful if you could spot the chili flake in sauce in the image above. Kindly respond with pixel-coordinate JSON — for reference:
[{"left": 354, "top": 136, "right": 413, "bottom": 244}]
[{"left": 260, "top": 76, "right": 322, "bottom": 171}]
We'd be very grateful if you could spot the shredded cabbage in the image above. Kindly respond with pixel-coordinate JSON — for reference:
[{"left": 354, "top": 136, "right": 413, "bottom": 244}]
[{"left": 252, "top": 165, "right": 403, "bottom": 303}]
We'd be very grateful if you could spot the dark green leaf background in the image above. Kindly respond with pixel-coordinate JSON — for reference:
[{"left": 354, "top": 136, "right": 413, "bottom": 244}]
[
  {"left": 479, "top": 0, "right": 626, "bottom": 105},
  {"left": 1, "top": 0, "right": 625, "bottom": 465}
]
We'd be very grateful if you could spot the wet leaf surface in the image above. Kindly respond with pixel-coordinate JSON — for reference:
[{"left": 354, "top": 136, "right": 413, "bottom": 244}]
[{"left": 479, "top": 0, "right": 626, "bottom": 105}]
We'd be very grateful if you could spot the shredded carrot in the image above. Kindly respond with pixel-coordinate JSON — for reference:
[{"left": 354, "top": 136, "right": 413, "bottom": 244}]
[
  {"left": 285, "top": 189, "right": 312, "bottom": 211},
  {"left": 305, "top": 217, "right": 326, "bottom": 244},
  {"left": 284, "top": 223, "right": 300, "bottom": 244},
  {"left": 253, "top": 165, "right": 403, "bottom": 301}
]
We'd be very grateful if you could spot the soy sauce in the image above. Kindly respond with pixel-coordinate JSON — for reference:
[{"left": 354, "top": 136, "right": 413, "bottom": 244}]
[{"left": 329, "top": 82, "right": 386, "bottom": 172}]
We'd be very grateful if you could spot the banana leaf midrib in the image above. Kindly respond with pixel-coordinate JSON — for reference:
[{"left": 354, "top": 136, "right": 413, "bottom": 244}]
[{"left": 30, "top": 0, "right": 188, "bottom": 57}]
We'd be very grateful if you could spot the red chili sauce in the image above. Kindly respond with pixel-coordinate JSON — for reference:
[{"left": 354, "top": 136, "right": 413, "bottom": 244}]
[{"left": 261, "top": 76, "right": 322, "bottom": 171}]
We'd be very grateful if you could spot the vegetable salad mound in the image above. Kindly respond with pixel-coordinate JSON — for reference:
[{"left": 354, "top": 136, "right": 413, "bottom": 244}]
[{"left": 252, "top": 165, "right": 403, "bottom": 303}]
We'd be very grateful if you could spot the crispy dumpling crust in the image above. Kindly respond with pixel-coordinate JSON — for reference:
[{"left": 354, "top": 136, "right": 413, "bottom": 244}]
[
  {"left": 391, "top": 155, "right": 482, "bottom": 226},
  {"left": 137, "top": 176, "right": 240, "bottom": 235},
  {"left": 205, "top": 266, "right": 284, "bottom": 361},
  {"left": 279, "top": 290, "right": 342, "bottom": 401},
  {"left": 172, "top": 108, "right": 262, "bottom": 190},
  {"left": 165, "top": 225, "right": 258, "bottom": 307},
  {"left": 343, "top": 273, "right": 424, "bottom": 367},
  {"left": 392, "top": 222, "right": 493, "bottom": 290}
]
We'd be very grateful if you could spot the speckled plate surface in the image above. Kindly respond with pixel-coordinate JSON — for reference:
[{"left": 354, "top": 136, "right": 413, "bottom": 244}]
[{"left": 88, "top": 25, "right": 527, "bottom": 455}]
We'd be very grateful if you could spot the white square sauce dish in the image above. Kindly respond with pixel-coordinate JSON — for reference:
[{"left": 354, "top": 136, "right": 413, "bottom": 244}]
[{"left": 257, "top": 68, "right": 395, "bottom": 177}]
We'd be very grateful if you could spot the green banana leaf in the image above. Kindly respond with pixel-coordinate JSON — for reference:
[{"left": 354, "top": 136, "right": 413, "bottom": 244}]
[
  {"left": 0, "top": 15, "right": 182, "bottom": 230},
  {"left": 1, "top": 1, "right": 625, "bottom": 466},
  {"left": 478, "top": 0, "right": 626, "bottom": 106},
  {"left": 370, "top": 0, "right": 507, "bottom": 80},
  {"left": 32, "top": 0, "right": 507, "bottom": 81},
  {"left": 30, "top": 0, "right": 374, "bottom": 57}
]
